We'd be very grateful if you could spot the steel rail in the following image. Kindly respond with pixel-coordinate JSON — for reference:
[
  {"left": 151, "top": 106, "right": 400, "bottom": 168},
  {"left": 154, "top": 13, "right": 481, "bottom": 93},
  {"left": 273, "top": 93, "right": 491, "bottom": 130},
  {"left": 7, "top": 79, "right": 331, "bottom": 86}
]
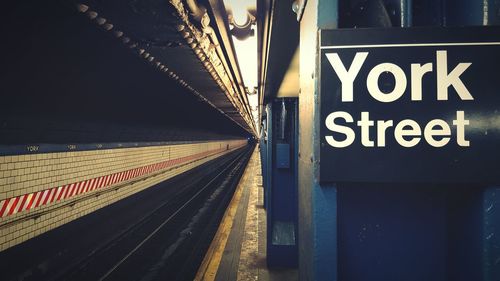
[{"left": 97, "top": 148, "right": 249, "bottom": 281}]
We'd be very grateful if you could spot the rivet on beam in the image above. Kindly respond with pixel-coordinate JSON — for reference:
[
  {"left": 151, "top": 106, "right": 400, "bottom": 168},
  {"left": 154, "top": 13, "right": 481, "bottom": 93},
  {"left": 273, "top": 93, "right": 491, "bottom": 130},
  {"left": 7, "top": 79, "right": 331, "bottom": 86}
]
[
  {"left": 103, "top": 23, "right": 113, "bottom": 31},
  {"left": 87, "top": 11, "right": 98, "bottom": 20},
  {"left": 114, "top": 31, "right": 123, "bottom": 38},
  {"left": 95, "top": 17, "right": 106, "bottom": 25},
  {"left": 176, "top": 24, "right": 185, "bottom": 32},
  {"left": 76, "top": 4, "right": 89, "bottom": 13}
]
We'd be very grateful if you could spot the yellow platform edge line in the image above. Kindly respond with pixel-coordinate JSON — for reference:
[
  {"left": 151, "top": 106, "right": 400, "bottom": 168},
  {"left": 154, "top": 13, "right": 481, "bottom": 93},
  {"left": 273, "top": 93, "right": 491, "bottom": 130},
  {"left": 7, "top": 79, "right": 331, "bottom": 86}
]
[{"left": 194, "top": 147, "right": 257, "bottom": 281}]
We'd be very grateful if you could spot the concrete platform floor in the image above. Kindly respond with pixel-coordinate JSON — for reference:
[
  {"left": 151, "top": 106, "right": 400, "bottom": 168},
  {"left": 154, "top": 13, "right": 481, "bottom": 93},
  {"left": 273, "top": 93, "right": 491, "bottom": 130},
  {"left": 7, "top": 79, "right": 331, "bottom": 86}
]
[{"left": 195, "top": 147, "right": 298, "bottom": 281}]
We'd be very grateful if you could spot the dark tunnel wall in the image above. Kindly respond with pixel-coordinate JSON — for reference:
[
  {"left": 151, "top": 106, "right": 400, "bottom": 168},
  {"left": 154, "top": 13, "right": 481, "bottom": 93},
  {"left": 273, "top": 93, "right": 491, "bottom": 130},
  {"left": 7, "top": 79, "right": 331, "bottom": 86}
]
[{"left": 0, "top": 0, "right": 249, "bottom": 145}]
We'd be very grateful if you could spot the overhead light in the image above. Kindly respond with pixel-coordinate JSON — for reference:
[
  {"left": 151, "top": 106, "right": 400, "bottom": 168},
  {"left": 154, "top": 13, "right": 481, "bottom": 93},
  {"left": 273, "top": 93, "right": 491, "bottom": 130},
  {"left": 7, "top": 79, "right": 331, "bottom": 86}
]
[
  {"left": 225, "top": 0, "right": 259, "bottom": 130},
  {"left": 225, "top": 0, "right": 253, "bottom": 21},
  {"left": 226, "top": 0, "right": 255, "bottom": 40},
  {"left": 230, "top": 24, "right": 254, "bottom": 41},
  {"left": 231, "top": 9, "right": 249, "bottom": 27}
]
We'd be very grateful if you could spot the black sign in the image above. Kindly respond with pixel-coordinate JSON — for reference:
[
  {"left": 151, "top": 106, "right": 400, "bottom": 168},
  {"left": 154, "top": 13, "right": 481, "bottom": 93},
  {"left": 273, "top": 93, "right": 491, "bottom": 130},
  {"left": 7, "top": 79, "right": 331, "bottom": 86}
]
[{"left": 319, "top": 27, "right": 500, "bottom": 184}]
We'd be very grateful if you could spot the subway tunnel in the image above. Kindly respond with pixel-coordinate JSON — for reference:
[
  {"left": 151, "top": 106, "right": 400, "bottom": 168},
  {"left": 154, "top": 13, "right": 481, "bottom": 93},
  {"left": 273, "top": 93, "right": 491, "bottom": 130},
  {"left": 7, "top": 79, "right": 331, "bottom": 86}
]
[{"left": 1, "top": 0, "right": 500, "bottom": 281}]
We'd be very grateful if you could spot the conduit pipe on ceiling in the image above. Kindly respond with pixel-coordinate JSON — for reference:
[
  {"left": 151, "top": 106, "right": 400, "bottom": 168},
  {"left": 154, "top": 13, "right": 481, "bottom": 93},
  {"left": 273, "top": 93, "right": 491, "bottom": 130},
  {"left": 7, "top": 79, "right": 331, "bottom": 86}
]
[
  {"left": 185, "top": 0, "right": 251, "bottom": 119},
  {"left": 186, "top": 0, "right": 206, "bottom": 22}
]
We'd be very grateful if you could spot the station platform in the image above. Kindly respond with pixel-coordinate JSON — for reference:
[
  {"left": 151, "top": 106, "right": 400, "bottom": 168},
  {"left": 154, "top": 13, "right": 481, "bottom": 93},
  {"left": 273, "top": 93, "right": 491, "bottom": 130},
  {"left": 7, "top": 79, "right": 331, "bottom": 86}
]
[{"left": 195, "top": 147, "right": 298, "bottom": 281}]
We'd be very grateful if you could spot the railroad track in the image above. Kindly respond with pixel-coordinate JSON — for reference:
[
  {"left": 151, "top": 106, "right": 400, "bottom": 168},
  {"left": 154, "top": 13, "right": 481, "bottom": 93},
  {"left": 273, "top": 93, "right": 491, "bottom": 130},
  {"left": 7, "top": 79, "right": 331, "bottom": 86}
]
[{"left": 0, "top": 145, "right": 253, "bottom": 281}]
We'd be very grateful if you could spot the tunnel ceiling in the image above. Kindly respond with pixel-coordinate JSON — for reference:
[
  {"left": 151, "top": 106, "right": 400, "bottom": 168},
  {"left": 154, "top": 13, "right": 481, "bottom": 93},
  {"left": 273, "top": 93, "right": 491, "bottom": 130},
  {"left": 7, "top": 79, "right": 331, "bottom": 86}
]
[
  {"left": 258, "top": 0, "right": 299, "bottom": 103},
  {"left": 0, "top": 0, "right": 253, "bottom": 144},
  {"left": 72, "top": 0, "right": 256, "bottom": 134}
]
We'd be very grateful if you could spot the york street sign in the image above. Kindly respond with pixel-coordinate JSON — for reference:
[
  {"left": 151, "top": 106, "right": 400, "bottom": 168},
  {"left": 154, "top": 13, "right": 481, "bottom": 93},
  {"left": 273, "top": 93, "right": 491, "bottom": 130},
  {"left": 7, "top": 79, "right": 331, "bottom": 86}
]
[{"left": 319, "top": 27, "right": 500, "bottom": 183}]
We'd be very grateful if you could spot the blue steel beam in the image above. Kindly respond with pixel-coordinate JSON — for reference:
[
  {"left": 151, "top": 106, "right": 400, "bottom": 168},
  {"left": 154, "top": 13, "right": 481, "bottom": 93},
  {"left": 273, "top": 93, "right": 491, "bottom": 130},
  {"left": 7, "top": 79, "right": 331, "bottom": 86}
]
[
  {"left": 298, "top": 0, "right": 500, "bottom": 280},
  {"left": 265, "top": 98, "right": 299, "bottom": 268},
  {"left": 265, "top": 104, "right": 273, "bottom": 210},
  {"left": 299, "top": 1, "right": 338, "bottom": 280},
  {"left": 483, "top": 2, "right": 500, "bottom": 280}
]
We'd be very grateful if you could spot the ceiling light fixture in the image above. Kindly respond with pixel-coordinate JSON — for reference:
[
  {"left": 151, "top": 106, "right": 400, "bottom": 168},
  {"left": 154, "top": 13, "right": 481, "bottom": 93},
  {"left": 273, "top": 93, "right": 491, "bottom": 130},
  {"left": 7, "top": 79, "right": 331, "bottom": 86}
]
[{"left": 224, "top": 0, "right": 259, "bottom": 130}]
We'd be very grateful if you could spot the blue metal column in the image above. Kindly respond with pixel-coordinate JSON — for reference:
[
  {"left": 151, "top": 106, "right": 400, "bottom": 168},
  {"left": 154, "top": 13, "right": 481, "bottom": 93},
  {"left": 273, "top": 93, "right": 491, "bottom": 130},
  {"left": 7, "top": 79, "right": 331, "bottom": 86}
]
[
  {"left": 264, "top": 103, "right": 273, "bottom": 210},
  {"left": 266, "top": 98, "right": 298, "bottom": 267},
  {"left": 298, "top": 0, "right": 500, "bottom": 280},
  {"left": 482, "top": 2, "right": 500, "bottom": 280},
  {"left": 444, "top": 1, "right": 500, "bottom": 280},
  {"left": 483, "top": 187, "right": 500, "bottom": 280},
  {"left": 259, "top": 114, "right": 268, "bottom": 209},
  {"left": 298, "top": 1, "right": 338, "bottom": 280}
]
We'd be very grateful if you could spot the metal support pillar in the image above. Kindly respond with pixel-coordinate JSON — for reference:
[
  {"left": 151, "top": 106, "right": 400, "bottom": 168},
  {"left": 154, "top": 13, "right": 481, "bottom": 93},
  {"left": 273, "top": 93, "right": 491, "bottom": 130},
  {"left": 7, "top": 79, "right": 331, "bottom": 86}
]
[
  {"left": 264, "top": 103, "right": 273, "bottom": 210},
  {"left": 259, "top": 114, "right": 268, "bottom": 209},
  {"left": 298, "top": 0, "right": 500, "bottom": 280},
  {"left": 483, "top": 2, "right": 500, "bottom": 280},
  {"left": 265, "top": 98, "right": 298, "bottom": 268}
]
